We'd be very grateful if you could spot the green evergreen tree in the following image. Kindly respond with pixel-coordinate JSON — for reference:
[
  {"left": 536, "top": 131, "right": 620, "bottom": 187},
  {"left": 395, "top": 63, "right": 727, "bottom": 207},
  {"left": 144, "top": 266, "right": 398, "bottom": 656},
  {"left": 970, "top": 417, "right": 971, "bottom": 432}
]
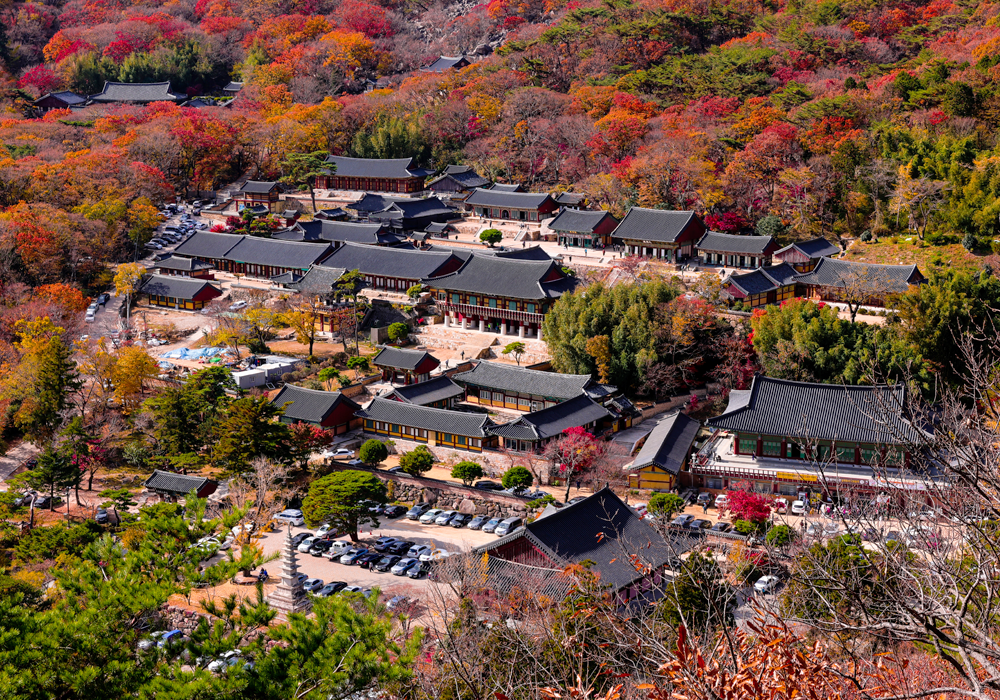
[{"left": 301, "top": 470, "right": 388, "bottom": 540}]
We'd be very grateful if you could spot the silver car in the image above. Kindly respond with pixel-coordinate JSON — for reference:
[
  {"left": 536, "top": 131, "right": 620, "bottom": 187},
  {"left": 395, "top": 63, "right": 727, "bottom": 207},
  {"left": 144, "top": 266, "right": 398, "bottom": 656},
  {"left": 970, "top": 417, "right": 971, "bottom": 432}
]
[
  {"left": 435, "top": 510, "right": 458, "bottom": 526},
  {"left": 481, "top": 517, "right": 502, "bottom": 533}
]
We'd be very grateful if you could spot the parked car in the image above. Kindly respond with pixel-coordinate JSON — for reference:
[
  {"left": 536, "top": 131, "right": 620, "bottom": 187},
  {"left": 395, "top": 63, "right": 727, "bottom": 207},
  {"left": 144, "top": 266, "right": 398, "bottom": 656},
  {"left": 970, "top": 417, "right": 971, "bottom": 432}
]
[
  {"left": 391, "top": 557, "right": 419, "bottom": 575},
  {"left": 289, "top": 532, "right": 311, "bottom": 547},
  {"left": 696, "top": 492, "right": 711, "bottom": 506},
  {"left": 406, "top": 504, "right": 432, "bottom": 520},
  {"left": 419, "top": 509, "right": 444, "bottom": 524},
  {"left": 314, "top": 523, "right": 335, "bottom": 538},
  {"left": 568, "top": 496, "right": 587, "bottom": 505},
  {"left": 467, "top": 515, "right": 489, "bottom": 530},
  {"left": 419, "top": 548, "right": 449, "bottom": 562},
  {"left": 274, "top": 509, "right": 305, "bottom": 526},
  {"left": 357, "top": 552, "right": 382, "bottom": 569},
  {"left": 450, "top": 513, "right": 473, "bottom": 528},
  {"left": 481, "top": 517, "right": 502, "bottom": 533},
  {"left": 297, "top": 536, "right": 318, "bottom": 553},
  {"left": 494, "top": 517, "right": 523, "bottom": 537},
  {"left": 407, "top": 544, "right": 433, "bottom": 559},
  {"left": 687, "top": 519, "right": 712, "bottom": 531},
  {"left": 95, "top": 507, "right": 110, "bottom": 525},
  {"left": 13, "top": 492, "right": 35, "bottom": 508},
  {"left": 316, "top": 582, "right": 347, "bottom": 597},
  {"left": 139, "top": 631, "right": 170, "bottom": 651},
  {"left": 386, "top": 466, "right": 404, "bottom": 473},
  {"left": 384, "top": 505, "right": 407, "bottom": 518},
  {"left": 96, "top": 293, "right": 111, "bottom": 305},
  {"left": 373, "top": 537, "right": 399, "bottom": 552},
  {"left": 374, "top": 555, "right": 401, "bottom": 572},
  {"left": 342, "top": 585, "right": 364, "bottom": 594},
  {"left": 229, "top": 300, "right": 248, "bottom": 311},
  {"left": 207, "top": 650, "right": 248, "bottom": 674},
  {"left": 386, "top": 595, "right": 414, "bottom": 613},
  {"left": 671, "top": 514, "right": 696, "bottom": 528},
  {"left": 323, "top": 541, "right": 351, "bottom": 559},
  {"left": 302, "top": 578, "right": 324, "bottom": 593},
  {"left": 387, "top": 540, "right": 415, "bottom": 555},
  {"left": 754, "top": 575, "right": 781, "bottom": 594},
  {"left": 321, "top": 447, "right": 355, "bottom": 460},
  {"left": 474, "top": 480, "right": 503, "bottom": 491},
  {"left": 407, "top": 561, "right": 432, "bottom": 579},
  {"left": 710, "top": 521, "right": 732, "bottom": 533},
  {"left": 435, "top": 510, "right": 458, "bottom": 526},
  {"left": 790, "top": 500, "right": 807, "bottom": 515},
  {"left": 339, "top": 548, "right": 369, "bottom": 565},
  {"left": 309, "top": 540, "right": 333, "bottom": 557},
  {"left": 714, "top": 494, "right": 729, "bottom": 510},
  {"left": 884, "top": 531, "right": 904, "bottom": 545}
]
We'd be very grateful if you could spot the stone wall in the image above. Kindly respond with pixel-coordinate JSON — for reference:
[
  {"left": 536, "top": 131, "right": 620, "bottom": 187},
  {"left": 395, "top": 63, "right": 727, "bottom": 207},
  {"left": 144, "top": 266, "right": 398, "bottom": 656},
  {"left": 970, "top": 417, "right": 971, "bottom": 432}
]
[{"left": 329, "top": 463, "right": 529, "bottom": 519}]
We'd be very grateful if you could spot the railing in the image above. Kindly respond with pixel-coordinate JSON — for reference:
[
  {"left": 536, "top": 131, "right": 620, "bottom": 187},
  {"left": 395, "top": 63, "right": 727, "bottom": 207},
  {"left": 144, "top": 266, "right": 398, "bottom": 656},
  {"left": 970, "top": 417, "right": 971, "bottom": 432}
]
[{"left": 440, "top": 302, "right": 544, "bottom": 325}]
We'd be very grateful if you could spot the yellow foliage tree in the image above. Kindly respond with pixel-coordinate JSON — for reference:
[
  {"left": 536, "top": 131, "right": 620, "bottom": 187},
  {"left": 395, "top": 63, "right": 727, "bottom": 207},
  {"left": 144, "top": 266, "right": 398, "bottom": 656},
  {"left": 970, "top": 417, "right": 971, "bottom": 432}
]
[
  {"left": 585, "top": 335, "right": 612, "bottom": 384},
  {"left": 114, "top": 262, "right": 146, "bottom": 323},
  {"left": 111, "top": 346, "right": 159, "bottom": 414}
]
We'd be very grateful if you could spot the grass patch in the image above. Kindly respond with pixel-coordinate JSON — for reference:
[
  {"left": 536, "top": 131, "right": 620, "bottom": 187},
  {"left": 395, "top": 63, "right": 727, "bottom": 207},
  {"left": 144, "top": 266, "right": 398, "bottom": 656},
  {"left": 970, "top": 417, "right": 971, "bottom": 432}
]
[{"left": 844, "top": 240, "right": 997, "bottom": 275}]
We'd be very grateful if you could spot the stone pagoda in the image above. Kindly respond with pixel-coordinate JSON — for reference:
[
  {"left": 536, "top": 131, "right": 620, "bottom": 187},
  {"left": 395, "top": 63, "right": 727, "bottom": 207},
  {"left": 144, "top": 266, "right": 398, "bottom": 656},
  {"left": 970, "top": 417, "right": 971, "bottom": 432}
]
[{"left": 267, "top": 526, "right": 312, "bottom": 621}]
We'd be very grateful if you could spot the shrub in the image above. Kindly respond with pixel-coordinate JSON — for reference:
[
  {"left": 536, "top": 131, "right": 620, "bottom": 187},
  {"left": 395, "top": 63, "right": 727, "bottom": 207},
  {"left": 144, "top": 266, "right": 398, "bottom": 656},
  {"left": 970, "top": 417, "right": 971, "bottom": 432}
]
[
  {"left": 479, "top": 228, "right": 503, "bottom": 247},
  {"left": 359, "top": 439, "right": 388, "bottom": 467},
  {"left": 398, "top": 446, "right": 434, "bottom": 476},
  {"left": 501, "top": 466, "right": 533, "bottom": 493},
  {"left": 648, "top": 493, "right": 687, "bottom": 518},
  {"left": 766, "top": 523, "right": 796, "bottom": 547},
  {"left": 387, "top": 322, "right": 409, "bottom": 344},
  {"left": 451, "top": 460, "right": 484, "bottom": 486},
  {"left": 733, "top": 519, "right": 758, "bottom": 536}
]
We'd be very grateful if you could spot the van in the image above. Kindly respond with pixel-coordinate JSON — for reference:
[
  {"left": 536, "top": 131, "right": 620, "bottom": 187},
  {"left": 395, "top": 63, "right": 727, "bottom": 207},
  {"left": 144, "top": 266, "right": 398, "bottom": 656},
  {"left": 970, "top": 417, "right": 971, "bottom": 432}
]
[
  {"left": 494, "top": 517, "right": 523, "bottom": 537},
  {"left": 273, "top": 509, "right": 305, "bottom": 527}
]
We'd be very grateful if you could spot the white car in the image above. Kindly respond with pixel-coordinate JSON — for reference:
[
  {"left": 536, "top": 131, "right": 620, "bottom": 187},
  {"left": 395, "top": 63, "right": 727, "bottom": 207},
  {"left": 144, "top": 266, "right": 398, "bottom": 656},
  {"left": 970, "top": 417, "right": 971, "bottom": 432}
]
[
  {"left": 274, "top": 509, "right": 304, "bottom": 526},
  {"left": 297, "top": 536, "right": 317, "bottom": 553},
  {"left": 391, "top": 557, "right": 418, "bottom": 575},
  {"left": 207, "top": 650, "right": 247, "bottom": 674},
  {"left": 790, "top": 500, "right": 807, "bottom": 515},
  {"left": 407, "top": 544, "right": 432, "bottom": 559},
  {"left": 321, "top": 448, "right": 355, "bottom": 460},
  {"left": 323, "top": 540, "right": 351, "bottom": 559},
  {"left": 419, "top": 548, "right": 449, "bottom": 562},
  {"left": 754, "top": 575, "right": 781, "bottom": 594},
  {"left": 229, "top": 300, "right": 248, "bottom": 311},
  {"left": 314, "top": 523, "right": 334, "bottom": 538},
  {"left": 714, "top": 494, "right": 729, "bottom": 510},
  {"left": 419, "top": 509, "right": 443, "bottom": 524}
]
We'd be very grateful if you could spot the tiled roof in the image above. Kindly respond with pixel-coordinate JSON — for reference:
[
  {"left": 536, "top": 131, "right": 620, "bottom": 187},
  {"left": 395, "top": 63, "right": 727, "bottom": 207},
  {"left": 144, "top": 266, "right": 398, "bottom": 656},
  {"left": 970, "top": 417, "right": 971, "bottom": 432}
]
[
  {"left": 224, "top": 237, "right": 332, "bottom": 269},
  {"left": 465, "top": 188, "right": 554, "bottom": 209},
  {"left": 90, "top": 81, "right": 183, "bottom": 103},
  {"left": 428, "top": 165, "right": 490, "bottom": 189},
  {"left": 174, "top": 231, "right": 242, "bottom": 259},
  {"left": 371, "top": 346, "right": 439, "bottom": 371},
  {"left": 696, "top": 231, "right": 776, "bottom": 255},
  {"left": 611, "top": 208, "right": 700, "bottom": 243},
  {"left": 775, "top": 237, "right": 840, "bottom": 259},
  {"left": 547, "top": 209, "right": 618, "bottom": 234},
  {"left": 275, "top": 220, "right": 401, "bottom": 245},
  {"left": 286, "top": 265, "right": 345, "bottom": 293},
  {"left": 323, "top": 156, "right": 423, "bottom": 179},
  {"left": 553, "top": 192, "right": 585, "bottom": 206},
  {"left": 319, "top": 242, "right": 462, "bottom": 279},
  {"left": 792, "top": 257, "right": 923, "bottom": 294},
  {"left": 424, "top": 254, "right": 577, "bottom": 300},
  {"left": 628, "top": 412, "right": 701, "bottom": 475},
  {"left": 270, "top": 270, "right": 303, "bottom": 284},
  {"left": 424, "top": 222, "right": 450, "bottom": 234},
  {"left": 139, "top": 274, "right": 220, "bottom": 301},
  {"left": 384, "top": 376, "right": 464, "bottom": 405},
  {"left": 238, "top": 180, "right": 279, "bottom": 194},
  {"left": 706, "top": 375, "right": 927, "bottom": 444},
  {"left": 725, "top": 263, "right": 799, "bottom": 296},
  {"left": 35, "top": 91, "right": 86, "bottom": 105},
  {"left": 452, "top": 361, "right": 593, "bottom": 400},
  {"left": 375, "top": 197, "right": 455, "bottom": 219},
  {"left": 487, "top": 394, "right": 610, "bottom": 441},
  {"left": 151, "top": 255, "right": 213, "bottom": 272},
  {"left": 145, "top": 469, "right": 214, "bottom": 495},
  {"left": 357, "top": 397, "right": 494, "bottom": 437},
  {"left": 270, "top": 385, "right": 358, "bottom": 423},
  {"left": 223, "top": 81, "right": 244, "bottom": 91},
  {"left": 348, "top": 193, "right": 397, "bottom": 213},
  {"left": 475, "top": 487, "right": 698, "bottom": 592},
  {"left": 315, "top": 208, "right": 348, "bottom": 220},
  {"left": 489, "top": 183, "right": 523, "bottom": 192},
  {"left": 423, "top": 56, "right": 469, "bottom": 71}
]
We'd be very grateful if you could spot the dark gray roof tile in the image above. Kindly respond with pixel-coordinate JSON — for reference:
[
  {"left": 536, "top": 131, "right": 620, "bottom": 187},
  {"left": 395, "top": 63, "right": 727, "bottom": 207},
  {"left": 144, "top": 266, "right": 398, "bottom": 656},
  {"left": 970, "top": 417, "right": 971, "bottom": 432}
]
[
  {"left": 775, "top": 238, "right": 840, "bottom": 258},
  {"left": 270, "top": 385, "right": 359, "bottom": 423},
  {"left": 90, "top": 81, "right": 184, "bottom": 103},
  {"left": 145, "top": 469, "right": 214, "bottom": 495},
  {"left": 465, "top": 188, "right": 554, "bottom": 209},
  {"left": 319, "top": 242, "right": 462, "bottom": 279},
  {"left": 371, "top": 347, "right": 439, "bottom": 371},
  {"left": 453, "top": 361, "right": 593, "bottom": 400},
  {"left": 547, "top": 209, "right": 618, "bottom": 233},
  {"left": 792, "top": 257, "right": 924, "bottom": 294},
  {"left": 324, "top": 156, "right": 423, "bottom": 179},
  {"left": 696, "top": 231, "right": 776, "bottom": 255},
  {"left": 628, "top": 412, "right": 700, "bottom": 475},
  {"left": 224, "top": 237, "right": 332, "bottom": 270},
  {"left": 151, "top": 255, "right": 213, "bottom": 272},
  {"left": 238, "top": 180, "right": 279, "bottom": 194},
  {"left": 357, "top": 397, "right": 494, "bottom": 436},
  {"left": 384, "top": 376, "right": 464, "bottom": 405},
  {"left": 174, "top": 231, "right": 242, "bottom": 259},
  {"left": 488, "top": 394, "right": 610, "bottom": 441},
  {"left": 611, "top": 208, "right": 702, "bottom": 243},
  {"left": 139, "top": 274, "right": 221, "bottom": 301},
  {"left": 424, "top": 254, "right": 576, "bottom": 300},
  {"left": 706, "top": 375, "right": 926, "bottom": 444}
]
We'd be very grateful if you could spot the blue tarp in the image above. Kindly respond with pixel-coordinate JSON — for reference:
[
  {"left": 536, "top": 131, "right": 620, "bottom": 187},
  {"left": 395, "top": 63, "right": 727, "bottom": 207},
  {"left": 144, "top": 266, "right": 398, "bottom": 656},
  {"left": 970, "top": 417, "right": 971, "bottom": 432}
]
[{"left": 159, "top": 347, "right": 222, "bottom": 360}]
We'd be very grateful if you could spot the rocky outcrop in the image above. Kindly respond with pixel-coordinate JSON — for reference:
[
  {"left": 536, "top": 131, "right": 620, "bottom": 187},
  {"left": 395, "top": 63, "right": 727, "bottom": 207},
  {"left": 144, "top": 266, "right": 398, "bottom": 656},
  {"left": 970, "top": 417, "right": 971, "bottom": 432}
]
[{"left": 386, "top": 477, "right": 527, "bottom": 519}]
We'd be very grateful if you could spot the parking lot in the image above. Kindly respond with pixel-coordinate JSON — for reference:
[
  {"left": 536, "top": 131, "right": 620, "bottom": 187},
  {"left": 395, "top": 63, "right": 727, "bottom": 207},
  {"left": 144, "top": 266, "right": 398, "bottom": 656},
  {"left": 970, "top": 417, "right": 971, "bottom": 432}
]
[{"left": 252, "top": 516, "right": 500, "bottom": 597}]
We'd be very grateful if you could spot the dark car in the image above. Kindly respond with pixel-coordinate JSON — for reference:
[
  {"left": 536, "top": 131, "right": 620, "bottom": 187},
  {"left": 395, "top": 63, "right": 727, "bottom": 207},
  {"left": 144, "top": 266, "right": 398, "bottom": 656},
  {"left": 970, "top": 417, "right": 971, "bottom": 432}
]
[
  {"left": 450, "top": 513, "right": 472, "bottom": 528},
  {"left": 467, "top": 515, "right": 489, "bottom": 530},
  {"left": 387, "top": 540, "right": 415, "bottom": 555},
  {"left": 407, "top": 560, "right": 432, "bottom": 579},
  {"left": 671, "top": 514, "right": 695, "bottom": 528},
  {"left": 406, "top": 504, "right": 432, "bottom": 520},
  {"left": 568, "top": 496, "right": 587, "bottom": 505},
  {"left": 710, "top": 521, "right": 732, "bottom": 533},
  {"left": 316, "top": 582, "right": 347, "bottom": 597},
  {"left": 357, "top": 552, "right": 382, "bottom": 569},
  {"left": 97, "top": 293, "right": 111, "bottom": 305},
  {"left": 309, "top": 540, "right": 333, "bottom": 557},
  {"left": 95, "top": 507, "right": 110, "bottom": 525},
  {"left": 474, "top": 481, "right": 503, "bottom": 491},
  {"left": 290, "top": 532, "right": 311, "bottom": 547},
  {"left": 373, "top": 537, "right": 399, "bottom": 552},
  {"left": 384, "top": 505, "right": 407, "bottom": 519},
  {"left": 687, "top": 519, "right": 712, "bottom": 531},
  {"left": 13, "top": 493, "right": 35, "bottom": 507},
  {"left": 374, "top": 555, "right": 401, "bottom": 572},
  {"left": 33, "top": 495, "right": 61, "bottom": 509}
]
